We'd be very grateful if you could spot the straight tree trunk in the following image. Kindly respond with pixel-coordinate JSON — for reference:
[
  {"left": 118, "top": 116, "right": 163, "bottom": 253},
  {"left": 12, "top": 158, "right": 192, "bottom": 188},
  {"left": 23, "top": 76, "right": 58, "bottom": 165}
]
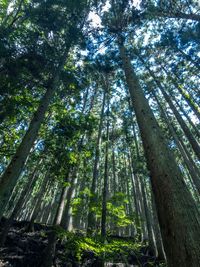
[
  {"left": 0, "top": 51, "right": 69, "bottom": 218},
  {"left": 134, "top": 172, "right": 148, "bottom": 241},
  {"left": 127, "top": 151, "right": 141, "bottom": 237},
  {"left": 27, "top": 170, "right": 50, "bottom": 231},
  {"left": 173, "top": 98, "right": 200, "bottom": 139},
  {"left": 41, "top": 172, "right": 73, "bottom": 267},
  {"left": 101, "top": 87, "right": 110, "bottom": 238},
  {"left": 54, "top": 186, "right": 69, "bottom": 226},
  {"left": 41, "top": 188, "right": 69, "bottom": 267},
  {"left": 125, "top": 169, "right": 136, "bottom": 237},
  {"left": 60, "top": 169, "right": 78, "bottom": 230},
  {"left": 0, "top": 163, "right": 39, "bottom": 246},
  {"left": 161, "top": 64, "right": 200, "bottom": 121},
  {"left": 150, "top": 190, "right": 166, "bottom": 260},
  {"left": 111, "top": 123, "right": 117, "bottom": 195},
  {"left": 153, "top": 93, "right": 200, "bottom": 194},
  {"left": 159, "top": 85, "right": 200, "bottom": 160},
  {"left": 140, "top": 59, "right": 200, "bottom": 160},
  {"left": 72, "top": 163, "right": 88, "bottom": 230},
  {"left": 87, "top": 89, "right": 106, "bottom": 234},
  {"left": 118, "top": 40, "right": 200, "bottom": 267},
  {"left": 140, "top": 175, "right": 156, "bottom": 254}
]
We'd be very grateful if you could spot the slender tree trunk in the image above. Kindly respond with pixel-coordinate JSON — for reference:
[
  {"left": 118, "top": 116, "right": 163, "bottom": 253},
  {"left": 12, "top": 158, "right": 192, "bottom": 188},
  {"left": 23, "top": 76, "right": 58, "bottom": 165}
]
[
  {"left": 141, "top": 59, "right": 200, "bottom": 160},
  {"left": 134, "top": 172, "right": 148, "bottom": 241},
  {"left": 87, "top": 89, "right": 106, "bottom": 234},
  {"left": 17, "top": 168, "right": 45, "bottom": 221},
  {"left": 140, "top": 176, "right": 156, "bottom": 254},
  {"left": 159, "top": 87, "right": 200, "bottom": 160},
  {"left": 0, "top": 51, "right": 69, "bottom": 218},
  {"left": 172, "top": 124, "right": 200, "bottom": 194},
  {"left": 150, "top": 190, "right": 166, "bottom": 260},
  {"left": 101, "top": 87, "right": 110, "bottom": 238},
  {"left": 73, "top": 165, "right": 88, "bottom": 229},
  {"left": 60, "top": 169, "right": 78, "bottom": 230},
  {"left": 54, "top": 186, "right": 69, "bottom": 226},
  {"left": 153, "top": 92, "right": 200, "bottom": 194},
  {"left": 0, "top": 163, "right": 39, "bottom": 246},
  {"left": 111, "top": 123, "right": 117, "bottom": 196},
  {"left": 41, "top": 172, "right": 72, "bottom": 267},
  {"left": 128, "top": 152, "right": 141, "bottom": 237},
  {"left": 125, "top": 171, "right": 135, "bottom": 237},
  {"left": 160, "top": 64, "right": 200, "bottom": 121},
  {"left": 118, "top": 40, "right": 200, "bottom": 267},
  {"left": 27, "top": 170, "right": 50, "bottom": 231},
  {"left": 173, "top": 98, "right": 200, "bottom": 139},
  {"left": 41, "top": 189, "right": 69, "bottom": 267}
]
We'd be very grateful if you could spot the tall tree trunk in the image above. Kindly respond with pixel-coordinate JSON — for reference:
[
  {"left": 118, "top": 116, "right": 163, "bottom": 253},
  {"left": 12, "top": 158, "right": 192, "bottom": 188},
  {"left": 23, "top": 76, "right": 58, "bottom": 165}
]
[
  {"left": 125, "top": 168, "right": 135, "bottom": 237},
  {"left": 101, "top": 86, "right": 110, "bottom": 238},
  {"left": 159, "top": 86, "right": 200, "bottom": 160},
  {"left": 160, "top": 64, "right": 200, "bottom": 121},
  {"left": 140, "top": 58, "right": 200, "bottom": 160},
  {"left": 54, "top": 187, "right": 69, "bottom": 226},
  {"left": 140, "top": 175, "right": 156, "bottom": 254},
  {"left": 0, "top": 163, "right": 39, "bottom": 246},
  {"left": 134, "top": 172, "right": 148, "bottom": 241},
  {"left": 153, "top": 92, "right": 200, "bottom": 194},
  {"left": 127, "top": 151, "right": 141, "bottom": 238},
  {"left": 72, "top": 161, "right": 88, "bottom": 230},
  {"left": 0, "top": 51, "right": 69, "bottom": 218},
  {"left": 173, "top": 98, "right": 200, "bottom": 139},
  {"left": 27, "top": 169, "right": 50, "bottom": 231},
  {"left": 150, "top": 189, "right": 166, "bottom": 260},
  {"left": 41, "top": 172, "right": 73, "bottom": 267},
  {"left": 111, "top": 123, "right": 117, "bottom": 196},
  {"left": 118, "top": 40, "right": 200, "bottom": 267},
  {"left": 60, "top": 168, "right": 78, "bottom": 230},
  {"left": 87, "top": 89, "right": 106, "bottom": 234}
]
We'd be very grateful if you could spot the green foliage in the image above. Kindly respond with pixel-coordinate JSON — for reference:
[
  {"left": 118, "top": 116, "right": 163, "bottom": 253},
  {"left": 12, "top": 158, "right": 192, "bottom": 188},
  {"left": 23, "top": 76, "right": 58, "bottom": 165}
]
[
  {"left": 55, "top": 228, "right": 142, "bottom": 263},
  {"left": 107, "top": 192, "right": 134, "bottom": 227}
]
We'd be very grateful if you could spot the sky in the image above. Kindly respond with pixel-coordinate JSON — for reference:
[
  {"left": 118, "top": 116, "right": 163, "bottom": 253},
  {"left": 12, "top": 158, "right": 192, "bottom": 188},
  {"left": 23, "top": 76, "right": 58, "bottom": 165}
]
[
  {"left": 88, "top": 0, "right": 141, "bottom": 28},
  {"left": 86, "top": 1, "right": 199, "bottom": 125}
]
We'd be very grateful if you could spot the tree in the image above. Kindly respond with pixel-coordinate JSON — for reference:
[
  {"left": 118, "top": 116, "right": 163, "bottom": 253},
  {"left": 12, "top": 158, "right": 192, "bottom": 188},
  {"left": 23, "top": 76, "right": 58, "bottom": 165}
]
[
  {"left": 0, "top": 0, "right": 89, "bottom": 218},
  {"left": 100, "top": 1, "right": 200, "bottom": 265}
]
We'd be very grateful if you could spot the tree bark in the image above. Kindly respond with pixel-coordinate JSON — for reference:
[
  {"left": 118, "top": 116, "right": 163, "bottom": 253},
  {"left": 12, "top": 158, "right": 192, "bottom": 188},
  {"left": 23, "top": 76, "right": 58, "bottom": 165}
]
[
  {"left": 161, "top": 64, "right": 200, "bottom": 121},
  {"left": 118, "top": 40, "right": 200, "bottom": 267},
  {"left": 60, "top": 169, "right": 78, "bottom": 230},
  {"left": 150, "top": 189, "right": 166, "bottom": 260},
  {"left": 0, "top": 51, "right": 68, "bottom": 218},
  {"left": 174, "top": 98, "right": 200, "bottom": 139},
  {"left": 140, "top": 175, "right": 156, "bottom": 254},
  {"left": 27, "top": 170, "right": 50, "bottom": 231},
  {"left": 153, "top": 92, "right": 200, "bottom": 194},
  {"left": 127, "top": 151, "right": 141, "bottom": 238},
  {"left": 0, "top": 163, "right": 39, "bottom": 246},
  {"left": 140, "top": 58, "right": 200, "bottom": 160},
  {"left": 101, "top": 84, "right": 110, "bottom": 238},
  {"left": 87, "top": 89, "right": 106, "bottom": 234}
]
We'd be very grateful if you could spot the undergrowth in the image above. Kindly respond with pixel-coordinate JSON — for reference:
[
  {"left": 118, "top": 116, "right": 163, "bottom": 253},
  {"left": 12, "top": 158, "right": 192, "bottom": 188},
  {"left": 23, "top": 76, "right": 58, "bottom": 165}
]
[{"left": 54, "top": 227, "right": 166, "bottom": 266}]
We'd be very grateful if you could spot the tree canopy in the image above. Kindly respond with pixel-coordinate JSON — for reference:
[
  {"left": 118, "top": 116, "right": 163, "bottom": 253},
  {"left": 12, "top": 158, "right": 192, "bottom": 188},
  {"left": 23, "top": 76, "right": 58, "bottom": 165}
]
[{"left": 0, "top": 0, "right": 200, "bottom": 266}]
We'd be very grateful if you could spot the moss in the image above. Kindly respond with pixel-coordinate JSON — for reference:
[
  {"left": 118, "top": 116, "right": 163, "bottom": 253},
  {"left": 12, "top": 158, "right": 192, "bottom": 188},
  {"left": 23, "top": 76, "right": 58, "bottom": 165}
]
[{"left": 55, "top": 228, "right": 143, "bottom": 263}]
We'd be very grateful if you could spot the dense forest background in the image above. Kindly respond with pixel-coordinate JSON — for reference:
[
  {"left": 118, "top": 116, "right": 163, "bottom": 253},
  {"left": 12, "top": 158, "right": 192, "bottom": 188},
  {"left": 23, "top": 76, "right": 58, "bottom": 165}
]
[{"left": 0, "top": 0, "right": 200, "bottom": 266}]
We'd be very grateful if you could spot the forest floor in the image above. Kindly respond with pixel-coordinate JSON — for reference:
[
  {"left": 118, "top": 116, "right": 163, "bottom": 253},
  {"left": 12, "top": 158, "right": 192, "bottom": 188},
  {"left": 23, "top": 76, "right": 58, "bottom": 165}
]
[{"left": 0, "top": 219, "right": 165, "bottom": 267}]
